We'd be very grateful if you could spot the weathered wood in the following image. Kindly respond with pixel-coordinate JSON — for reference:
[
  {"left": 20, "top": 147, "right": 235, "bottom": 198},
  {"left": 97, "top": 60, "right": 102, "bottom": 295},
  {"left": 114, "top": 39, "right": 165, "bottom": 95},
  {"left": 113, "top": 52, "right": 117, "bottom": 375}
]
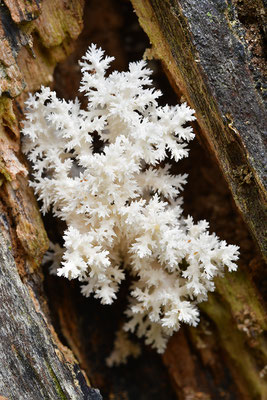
[
  {"left": 129, "top": 1, "right": 267, "bottom": 398},
  {"left": 0, "top": 0, "right": 84, "bottom": 98},
  {"left": 3, "top": 0, "right": 41, "bottom": 23},
  {"left": 1, "top": 0, "right": 266, "bottom": 398},
  {"left": 131, "top": 0, "right": 267, "bottom": 260},
  {"left": 0, "top": 0, "right": 101, "bottom": 398},
  {"left": 0, "top": 226, "right": 101, "bottom": 400}
]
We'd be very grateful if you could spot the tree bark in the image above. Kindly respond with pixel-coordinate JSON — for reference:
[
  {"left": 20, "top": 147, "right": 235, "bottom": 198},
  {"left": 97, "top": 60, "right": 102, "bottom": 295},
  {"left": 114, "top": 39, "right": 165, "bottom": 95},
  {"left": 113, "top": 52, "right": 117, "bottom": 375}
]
[
  {"left": 129, "top": 1, "right": 267, "bottom": 399},
  {"left": 131, "top": 0, "right": 266, "bottom": 260},
  {"left": 0, "top": 0, "right": 266, "bottom": 399},
  {"left": 0, "top": 0, "right": 101, "bottom": 398}
]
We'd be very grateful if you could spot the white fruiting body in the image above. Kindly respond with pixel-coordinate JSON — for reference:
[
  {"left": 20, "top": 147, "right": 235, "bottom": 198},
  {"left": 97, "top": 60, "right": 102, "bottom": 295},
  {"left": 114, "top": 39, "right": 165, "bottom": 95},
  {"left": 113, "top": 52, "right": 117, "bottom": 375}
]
[{"left": 22, "top": 44, "right": 239, "bottom": 363}]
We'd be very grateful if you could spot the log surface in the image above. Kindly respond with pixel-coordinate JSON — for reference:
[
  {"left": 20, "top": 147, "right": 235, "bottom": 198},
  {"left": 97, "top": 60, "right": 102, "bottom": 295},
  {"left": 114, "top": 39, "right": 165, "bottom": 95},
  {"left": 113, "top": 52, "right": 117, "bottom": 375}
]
[
  {"left": 0, "top": 227, "right": 101, "bottom": 400},
  {"left": 0, "top": 0, "right": 266, "bottom": 398},
  {"left": 0, "top": 0, "right": 101, "bottom": 398},
  {"left": 130, "top": 1, "right": 267, "bottom": 398},
  {"left": 131, "top": 0, "right": 267, "bottom": 259}
]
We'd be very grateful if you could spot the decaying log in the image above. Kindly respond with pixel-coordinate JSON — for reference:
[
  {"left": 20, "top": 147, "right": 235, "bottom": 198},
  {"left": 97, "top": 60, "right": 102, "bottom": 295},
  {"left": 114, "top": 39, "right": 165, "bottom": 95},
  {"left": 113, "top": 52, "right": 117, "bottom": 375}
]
[
  {"left": 131, "top": 0, "right": 266, "bottom": 259},
  {"left": 0, "top": 0, "right": 266, "bottom": 399},
  {"left": 129, "top": 1, "right": 267, "bottom": 399},
  {"left": 0, "top": 227, "right": 101, "bottom": 399},
  {"left": 0, "top": 0, "right": 101, "bottom": 398}
]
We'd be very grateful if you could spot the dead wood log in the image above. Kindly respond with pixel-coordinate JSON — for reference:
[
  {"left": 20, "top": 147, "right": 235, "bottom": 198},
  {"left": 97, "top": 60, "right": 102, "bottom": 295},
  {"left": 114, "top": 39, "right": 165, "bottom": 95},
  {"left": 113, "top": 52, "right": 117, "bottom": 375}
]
[
  {"left": 0, "top": 0, "right": 101, "bottom": 398},
  {"left": 131, "top": 0, "right": 266, "bottom": 259},
  {"left": 0, "top": 0, "right": 266, "bottom": 399},
  {"left": 130, "top": 1, "right": 267, "bottom": 399}
]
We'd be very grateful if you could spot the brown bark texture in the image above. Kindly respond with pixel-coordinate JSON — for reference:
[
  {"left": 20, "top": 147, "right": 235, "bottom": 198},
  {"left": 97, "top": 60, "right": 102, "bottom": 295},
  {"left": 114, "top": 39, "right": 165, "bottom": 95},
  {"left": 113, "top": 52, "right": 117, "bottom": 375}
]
[
  {"left": 129, "top": 1, "right": 267, "bottom": 399},
  {"left": 131, "top": 0, "right": 267, "bottom": 260},
  {"left": 0, "top": 0, "right": 101, "bottom": 398},
  {"left": 0, "top": 0, "right": 266, "bottom": 400}
]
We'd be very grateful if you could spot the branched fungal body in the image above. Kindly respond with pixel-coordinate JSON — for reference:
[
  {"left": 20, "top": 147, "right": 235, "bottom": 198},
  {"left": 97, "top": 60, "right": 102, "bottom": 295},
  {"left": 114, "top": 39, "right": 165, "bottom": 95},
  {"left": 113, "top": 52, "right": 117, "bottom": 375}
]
[{"left": 22, "top": 44, "right": 239, "bottom": 365}]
